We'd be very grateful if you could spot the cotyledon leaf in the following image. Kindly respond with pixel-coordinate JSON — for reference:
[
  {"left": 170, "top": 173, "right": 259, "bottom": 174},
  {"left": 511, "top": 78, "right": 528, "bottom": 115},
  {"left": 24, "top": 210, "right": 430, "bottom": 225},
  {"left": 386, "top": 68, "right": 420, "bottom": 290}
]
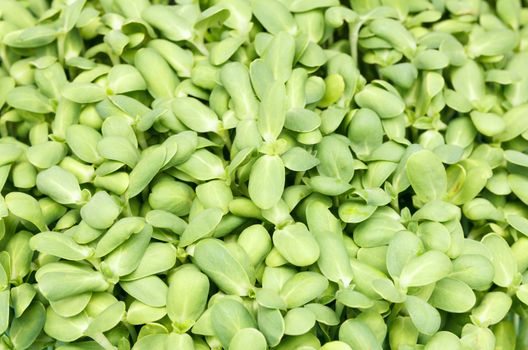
[
  {"left": 354, "top": 85, "right": 405, "bottom": 119},
  {"left": 336, "top": 288, "right": 374, "bottom": 309},
  {"left": 211, "top": 298, "right": 257, "bottom": 349},
  {"left": 219, "top": 62, "right": 259, "bottom": 119},
  {"left": 7, "top": 86, "right": 54, "bottom": 114},
  {"left": 167, "top": 264, "right": 209, "bottom": 333},
  {"left": 120, "top": 275, "right": 168, "bottom": 308},
  {"left": 404, "top": 296, "right": 441, "bottom": 335},
  {"left": 257, "top": 306, "right": 285, "bottom": 347},
  {"left": 481, "top": 233, "right": 517, "bottom": 288},
  {"left": 284, "top": 307, "right": 316, "bottom": 335},
  {"left": 10, "top": 283, "right": 37, "bottom": 318},
  {"left": 62, "top": 83, "right": 106, "bottom": 103},
  {"left": 5, "top": 192, "right": 48, "bottom": 231},
  {"left": 3, "top": 25, "right": 56, "bottom": 49},
  {"left": 179, "top": 208, "right": 223, "bottom": 247},
  {"left": 258, "top": 81, "right": 286, "bottom": 142},
  {"left": 107, "top": 64, "right": 146, "bottom": 94},
  {"left": 339, "top": 319, "right": 382, "bottom": 350},
  {"left": 348, "top": 108, "right": 384, "bottom": 159},
  {"left": 172, "top": 96, "right": 220, "bottom": 133},
  {"left": 30, "top": 232, "right": 93, "bottom": 261},
  {"left": 280, "top": 271, "right": 329, "bottom": 308},
  {"left": 36, "top": 166, "right": 83, "bottom": 205},
  {"left": 9, "top": 301, "right": 46, "bottom": 350},
  {"left": 176, "top": 149, "right": 226, "bottom": 181},
  {"left": 142, "top": 5, "right": 192, "bottom": 42},
  {"left": 369, "top": 18, "right": 416, "bottom": 58},
  {"left": 6, "top": 231, "right": 33, "bottom": 283},
  {"left": 229, "top": 328, "right": 267, "bottom": 350},
  {"left": 272, "top": 222, "right": 320, "bottom": 267},
  {"left": 127, "top": 145, "right": 167, "bottom": 198},
  {"left": 134, "top": 47, "right": 179, "bottom": 99},
  {"left": 95, "top": 217, "right": 145, "bottom": 257},
  {"left": 316, "top": 135, "right": 355, "bottom": 182},
  {"left": 80, "top": 191, "right": 121, "bottom": 230},
  {"left": 84, "top": 300, "right": 125, "bottom": 335},
  {"left": 195, "top": 180, "right": 233, "bottom": 214},
  {"left": 102, "top": 223, "right": 153, "bottom": 277},
  {"left": 263, "top": 31, "right": 296, "bottom": 84},
  {"left": 192, "top": 238, "right": 254, "bottom": 296},
  {"left": 251, "top": 0, "right": 297, "bottom": 35},
  {"left": 249, "top": 155, "right": 285, "bottom": 210},
  {"left": 429, "top": 278, "right": 476, "bottom": 313},
  {"left": 36, "top": 266, "right": 109, "bottom": 301},
  {"left": 399, "top": 250, "right": 452, "bottom": 288},
  {"left": 97, "top": 136, "right": 140, "bottom": 168},
  {"left": 470, "top": 291, "right": 512, "bottom": 327},
  {"left": 313, "top": 229, "right": 354, "bottom": 287},
  {"left": 49, "top": 293, "right": 91, "bottom": 319},
  {"left": 126, "top": 300, "right": 166, "bottom": 325},
  {"left": 65, "top": 125, "right": 104, "bottom": 164},
  {"left": 122, "top": 242, "right": 177, "bottom": 281},
  {"left": 406, "top": 149, "right": 447, "bottom": 203}
]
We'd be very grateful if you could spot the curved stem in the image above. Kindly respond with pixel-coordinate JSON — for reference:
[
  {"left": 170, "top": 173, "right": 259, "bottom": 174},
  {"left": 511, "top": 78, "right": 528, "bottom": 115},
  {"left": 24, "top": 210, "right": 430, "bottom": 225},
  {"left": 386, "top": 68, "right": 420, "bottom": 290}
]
[
  {"left": 124, "top": 322, "right": 138, "bottom": 343},
  {"left": 390, "top": 195, "right": 400, "bottom": 213},
  {"left": 387, "top": 303, "right": 403, "bottom": 325},
  {"left": 294, "top": 171, "right": 304, "bottom": 186},
  {"left": 217, "top": 128, "right": 232, "bottom": 152},
  {"left": 348, "top": 20, "right": 364, "bottom": 66},
  {"left": 0, "top": 45, "right": 11, "bottom": 71},
  {"left": 57, "top": 33, "right": 66, "bottom": 65},
  {"left": 91, "top": 332, "right": 117, "bottom": 350}
]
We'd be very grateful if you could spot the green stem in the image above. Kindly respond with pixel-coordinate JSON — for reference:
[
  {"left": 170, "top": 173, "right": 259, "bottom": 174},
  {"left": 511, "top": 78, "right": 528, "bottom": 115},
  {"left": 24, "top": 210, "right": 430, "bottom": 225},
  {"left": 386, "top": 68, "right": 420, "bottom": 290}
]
[
  {"left": 108, "top": 52, "right": 120, "bottom": 66},
  {"left": 137, "top": 131, "right": 148, "bottom": 150},
  {"left": 0, "top": 45, "right": 11, "bottom": 71},
  {"left": 335, "top": 282, "right": 348, "bottom": 319},
  {"left": 333, "top": 195, "right": 342, "bottom": 208},
  {"left": 218, "top": 129, "right": 232, "bottom": 152},
  {"left": 348, "top": 20, "right": 364, "bottom": 66},
  {"left": 57, "top": 33, "right": 66, "bottom": 65},
  {"left": 0, "top": 121, "right": 8, "bottom": 138},
  {"left": 294, "top": 171, "right": 305, "bottom": 186},
  {"left": 124, "top": 322, "right": 138, "bottom": 343},
  {"left": 387, "top": 303, "right": 403, "bottom": 325},
  {"left": 335, "top": 300, "right": 345, "bottom": 320},
  {"left": 390, "top": 195, "right": 400, "bottom": 213},
  {"left": 122, "top": 198, "right": 134, "bottom": 217},
  {"left": 91, "top": 332, "right": 117, "bottom": 350},
  {"left": 191, "top": 36, "right": 209, "bottom": 56}
]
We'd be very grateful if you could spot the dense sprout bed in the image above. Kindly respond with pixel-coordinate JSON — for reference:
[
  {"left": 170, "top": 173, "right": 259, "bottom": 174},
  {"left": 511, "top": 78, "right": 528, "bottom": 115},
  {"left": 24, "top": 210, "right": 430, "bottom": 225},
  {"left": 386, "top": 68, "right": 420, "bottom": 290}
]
[{"left": 2, "top": 0, "right": 528, "bottom": 349}]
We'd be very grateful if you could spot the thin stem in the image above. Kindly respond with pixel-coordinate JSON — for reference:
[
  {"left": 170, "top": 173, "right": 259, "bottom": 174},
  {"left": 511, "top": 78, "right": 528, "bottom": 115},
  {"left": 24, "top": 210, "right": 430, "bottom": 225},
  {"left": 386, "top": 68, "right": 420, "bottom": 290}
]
[
  {"left": 0, "top": 45, "right": 11, "bottom": 71},
  {"left": 333, "top": 195, "right": 342, "bottom": 208},
  {"left": 335, "top": 282, "right": 348, "bottom": 319},
  {"left": 218, "top": 128, "right": 232, "bottom": 152},
  {"left": 294, "top": 171, "right": 304, "bottom": 186},
  {"left": 348, "top": 20, "right": 364, "bottom": 66},
  {"left": 335, "top": 300, "right": 345, "bottom": 320},
  {"left": 122, "top": 197, "right": 134, "bottom": 217},
  {"left": 191, "top": 36, "right": 209, "bottom": 56},
  {"left": 108, "top": 52, "right": 120, "bottom": 66},
  {"left": 57, "top": 33, "right": 66, "bottom": 65},
  {"left": 91, "top": 332, "right": 117, "bottom": 350},
  {"left": 0, "top": 121, "right": 8, "bottom": 138},
  {"left": 124, "top": 322, "right": 138, "bottom": 343},
  {"left": 136, "top": 131, "right": 148, "bottom": 150},
  {"left": 387, "top": 303, "right": 403, "bottom": 325},
  {"left": 390, "top": 195, "right": 400, "bottom": 213}
]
